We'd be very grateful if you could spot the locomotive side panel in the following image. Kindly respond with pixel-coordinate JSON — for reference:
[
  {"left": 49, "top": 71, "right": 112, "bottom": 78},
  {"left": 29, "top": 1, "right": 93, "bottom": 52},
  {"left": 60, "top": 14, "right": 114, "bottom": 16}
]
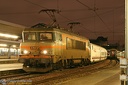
[{"left": 60, "top": 33, "right": 91, "bottom": 66}]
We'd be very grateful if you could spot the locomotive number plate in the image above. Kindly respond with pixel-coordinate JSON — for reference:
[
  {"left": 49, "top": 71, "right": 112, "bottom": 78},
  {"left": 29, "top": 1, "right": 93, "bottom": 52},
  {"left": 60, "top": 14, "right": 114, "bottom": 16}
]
[{"left": 30, "top": 46, "right": 39, "bottom": 50}]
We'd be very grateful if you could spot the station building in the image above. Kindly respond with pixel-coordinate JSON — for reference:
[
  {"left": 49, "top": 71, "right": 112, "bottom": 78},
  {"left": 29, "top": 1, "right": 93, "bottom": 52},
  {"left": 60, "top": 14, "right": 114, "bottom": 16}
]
[{"left": 0, "top": 20, "right": 25, "bottom": 59}]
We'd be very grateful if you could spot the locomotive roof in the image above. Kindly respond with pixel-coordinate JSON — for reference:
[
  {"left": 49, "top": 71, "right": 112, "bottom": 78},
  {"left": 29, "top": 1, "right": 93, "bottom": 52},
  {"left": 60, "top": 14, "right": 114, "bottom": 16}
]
[{"left": 24, "top": 26, "right": 89, "bottom": 40}]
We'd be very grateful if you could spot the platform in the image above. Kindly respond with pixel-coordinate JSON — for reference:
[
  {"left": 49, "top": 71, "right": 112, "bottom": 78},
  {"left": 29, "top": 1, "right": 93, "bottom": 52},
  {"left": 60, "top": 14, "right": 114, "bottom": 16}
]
[
  {"left": 0, "top": 59, "right": 18, "bottom": 61},
  {"left": 0, "top": 58, "right": 22, "bottom": 71},
  {"left": 0, "top": 63, "right": 23, "bottom": 71},
  {"left": 0, "top": 59, "right": 19, "bottom": 64},
  {"left": 60, "top": 66, "right": 120, "bottom": 85}
]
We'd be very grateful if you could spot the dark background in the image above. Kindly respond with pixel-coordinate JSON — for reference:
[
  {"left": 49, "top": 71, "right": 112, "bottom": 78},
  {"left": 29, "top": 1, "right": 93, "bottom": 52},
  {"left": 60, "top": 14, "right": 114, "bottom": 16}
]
[{"left": 0, "top": 0, "right": 125, "bottom": 45}]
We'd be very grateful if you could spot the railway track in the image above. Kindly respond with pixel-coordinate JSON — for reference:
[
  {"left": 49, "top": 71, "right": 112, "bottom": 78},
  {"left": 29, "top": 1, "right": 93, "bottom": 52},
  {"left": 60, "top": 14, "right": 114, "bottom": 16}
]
[
  {"left": 0, "top": 59, "right": 119, "bottom": 85},
  {"left": 35, "top": 59, "right": 119, "bottom": 85}
]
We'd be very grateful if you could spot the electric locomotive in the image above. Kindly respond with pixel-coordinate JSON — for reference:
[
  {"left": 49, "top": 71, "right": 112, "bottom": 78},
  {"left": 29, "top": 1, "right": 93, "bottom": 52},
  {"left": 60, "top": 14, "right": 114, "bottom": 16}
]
[{"left": 19, "top": 25, "right": 91, "bottom": 72}]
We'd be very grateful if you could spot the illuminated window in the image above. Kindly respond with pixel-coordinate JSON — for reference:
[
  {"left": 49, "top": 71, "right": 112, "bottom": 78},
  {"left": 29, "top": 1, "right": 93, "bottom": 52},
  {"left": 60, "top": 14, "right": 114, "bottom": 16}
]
[
  {"left": 39, "top": 32, "right": 53, "bottom": 40},
  {"left": 66, "top": 38, "right": 86, "bottom": 50},
  {"left": 24, "top": 32, "right": 36, "bottom": 40}
]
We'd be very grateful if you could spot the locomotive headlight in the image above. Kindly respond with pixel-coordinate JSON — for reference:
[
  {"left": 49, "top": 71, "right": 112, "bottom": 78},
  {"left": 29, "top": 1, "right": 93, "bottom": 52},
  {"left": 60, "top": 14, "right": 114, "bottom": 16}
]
[
  {"left": 23, "top": 50, "right": 30, "bottom": 54},
  {"left": 41, "top": 50, "right": 53, "bottom": 55},
  {"left": 42, "top": 50, "right": 48, "bottom": 54}
]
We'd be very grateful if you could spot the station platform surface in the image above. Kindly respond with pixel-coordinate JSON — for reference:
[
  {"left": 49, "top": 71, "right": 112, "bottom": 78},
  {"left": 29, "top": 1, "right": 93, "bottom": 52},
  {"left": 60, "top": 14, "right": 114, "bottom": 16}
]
[
  {"left": 0, "top": 58, "right": 23, "bottom": 71},
  {"left": 0, "top": 59, "right": 18, "bottom": 61},
  {"left": 0, "top": 58, "right": 19, "bottom": 64},
  {"left": 0, "top": 63, "right": 23, "bottom": 71},
  {"left": 60, "top": 66, "right": 120, "bottom": 85}
]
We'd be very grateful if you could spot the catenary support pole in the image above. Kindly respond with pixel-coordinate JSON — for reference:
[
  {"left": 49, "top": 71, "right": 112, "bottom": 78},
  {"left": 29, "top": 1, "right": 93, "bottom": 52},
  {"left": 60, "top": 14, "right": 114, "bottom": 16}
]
[
  {"left": 120, "top": 0, "right": 128, "bottom": 85},
  {"left": 125, "top": 0, "right": 128, "bottom": 84}
]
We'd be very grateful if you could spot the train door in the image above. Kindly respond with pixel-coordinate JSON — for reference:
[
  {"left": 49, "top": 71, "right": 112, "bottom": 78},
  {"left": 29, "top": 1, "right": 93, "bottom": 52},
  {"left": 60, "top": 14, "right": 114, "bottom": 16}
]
[{"left": 55, "top": 32, "right": 63, "bottom": 62}]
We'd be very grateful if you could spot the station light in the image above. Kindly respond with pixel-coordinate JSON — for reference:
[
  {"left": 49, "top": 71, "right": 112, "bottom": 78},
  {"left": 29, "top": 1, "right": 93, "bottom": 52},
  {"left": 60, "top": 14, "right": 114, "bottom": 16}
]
[
  {"left": 12, "top": 45, "right": 16, "bottom": 48},
  {"left": 0, "top": 33, "right": 18, "bottom": 39},
  {"left": 0, "top": 44, "right": 7, "bottom": 47}
]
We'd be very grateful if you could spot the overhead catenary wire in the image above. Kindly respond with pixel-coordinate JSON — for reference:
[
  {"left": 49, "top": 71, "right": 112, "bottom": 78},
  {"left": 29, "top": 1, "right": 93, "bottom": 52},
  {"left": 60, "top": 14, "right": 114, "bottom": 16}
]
[
  {"left": 0, "top": 12, "right": 37, "bottom": 15},
  {"left": 23, "top": 0, "right": 47, "bottom": 9},
  {"left": 76, "top": 0, "right": 112, "bottom": 32},
  {"left": 57, "top": 0, "right": 59, "bottom": 10},
  {"left": 79, "top": 24, "right": 95, "bottom": 33},
  {"left": 59, "top": 9, "right": 120, "bottom": 25},
  {"left": 24, "top": 0, "right": 61, "bottom": 27},
  {"left": 22, "top": 0, "right": 122, "bottom": 37},
  {"left": 59, "top": 5, "right": 124, "bottom": 12},
  {"left": 1, "top": 0, "right": 123, "bottom": 43},
  {"left": 0, "top": 5, "right": 123, "bottom": 15}
]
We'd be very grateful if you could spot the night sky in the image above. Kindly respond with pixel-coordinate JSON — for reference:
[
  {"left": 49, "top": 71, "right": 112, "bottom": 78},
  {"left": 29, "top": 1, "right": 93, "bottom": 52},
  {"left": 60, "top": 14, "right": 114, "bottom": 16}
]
[{"left": 0, "top": 0, "right": 125, "bottom": 45}]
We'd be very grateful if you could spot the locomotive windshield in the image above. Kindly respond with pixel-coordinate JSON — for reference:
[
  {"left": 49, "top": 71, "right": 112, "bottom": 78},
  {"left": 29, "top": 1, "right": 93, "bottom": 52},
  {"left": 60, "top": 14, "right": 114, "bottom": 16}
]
[
  {"left": 23, "top": 32, "right": 53, "bottom": 41},
  {"left": 24, "top": 32, "right": 36, "bottom": 41},
  {"left": 39, "top": 32, "right": 53, "bottom": 41}
]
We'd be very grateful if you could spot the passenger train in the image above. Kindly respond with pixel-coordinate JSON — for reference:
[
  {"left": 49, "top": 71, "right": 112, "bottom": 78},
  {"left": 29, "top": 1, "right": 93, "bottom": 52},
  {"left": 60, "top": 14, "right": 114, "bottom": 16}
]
[
  {"left": 19, "top": 24, "right": 107, "bottom": 72},
  {"left": 107, "top": 49, "right": 117, "bottom": 59},
  {"left": 107, "top": 48, "right": 124, "bottom": 60}
]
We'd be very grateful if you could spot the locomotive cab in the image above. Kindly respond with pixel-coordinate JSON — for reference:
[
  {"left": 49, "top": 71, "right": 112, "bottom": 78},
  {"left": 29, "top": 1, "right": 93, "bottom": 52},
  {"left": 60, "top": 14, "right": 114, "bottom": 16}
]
[{"left": 19, "top": 28, "right": 63, "bottom": 72}]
